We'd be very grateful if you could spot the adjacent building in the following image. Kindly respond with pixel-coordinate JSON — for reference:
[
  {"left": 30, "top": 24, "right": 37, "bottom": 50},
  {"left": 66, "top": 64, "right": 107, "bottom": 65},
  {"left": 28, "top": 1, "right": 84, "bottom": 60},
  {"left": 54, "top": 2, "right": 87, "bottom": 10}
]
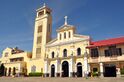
[
  {"left": 0, "top": 47, "right": 32, "bottom": 76},
  {"left": 87, "top": 37, "right": 124, "bottom": 77}
]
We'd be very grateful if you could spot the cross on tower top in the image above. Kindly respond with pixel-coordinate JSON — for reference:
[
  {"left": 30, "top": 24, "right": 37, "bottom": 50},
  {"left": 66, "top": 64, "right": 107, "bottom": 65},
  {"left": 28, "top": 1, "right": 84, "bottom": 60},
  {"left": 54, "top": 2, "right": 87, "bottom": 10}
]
[
  {"left": 43, "top": 3, "right": 46, "bottom": 7},
  {"left": 64, "top": 16, "right": 68, "bottom": 25}
]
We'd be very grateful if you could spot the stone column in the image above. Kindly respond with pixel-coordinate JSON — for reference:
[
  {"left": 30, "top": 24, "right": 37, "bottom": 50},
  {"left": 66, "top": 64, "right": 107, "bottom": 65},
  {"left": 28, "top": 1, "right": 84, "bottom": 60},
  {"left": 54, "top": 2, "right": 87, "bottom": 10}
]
[
  {"left": 44, "top": 60, "right": 49, "bottom": 77},
  {"left": 116, "top": 67, "right": 121, "bottom": 77},
  {"left": 70, "top": 44, "right": 75, "bottom": 77},
  {"left": 6, "top": 68, "right": 8, "bottom": 76},
  {"left": 83, "top": 51, "right": 88, "bottom": 77},
  {"left": 100, "top": 62, "right": 104, "bottom": 77},
  {"left": 18, "top": 64, "right": 21, "bottom": 77},
  {"left": 55, "top": 59, "right": 60, "bottom": 77},
  {"left": 56, "top": 46, "right": 60, "bottom": 77},
  {"left": 88, "top": 64, "right": 91, "bottom": 73},
  {"left": 59, "top": 62, "right": 62, "bottom": 77},
  {"left": 69, "top": 56, "right": 74, "bottom": 77},
  {"left": 74, "top": 63, "right": 77, "bottom": 76}
]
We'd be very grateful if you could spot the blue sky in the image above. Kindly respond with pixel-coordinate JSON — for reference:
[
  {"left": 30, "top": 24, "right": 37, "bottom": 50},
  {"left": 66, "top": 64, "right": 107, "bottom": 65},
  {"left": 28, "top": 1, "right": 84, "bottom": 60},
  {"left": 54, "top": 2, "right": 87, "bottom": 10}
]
[{"left": 0, "top": 0, "right": 124, "bottom": 54}]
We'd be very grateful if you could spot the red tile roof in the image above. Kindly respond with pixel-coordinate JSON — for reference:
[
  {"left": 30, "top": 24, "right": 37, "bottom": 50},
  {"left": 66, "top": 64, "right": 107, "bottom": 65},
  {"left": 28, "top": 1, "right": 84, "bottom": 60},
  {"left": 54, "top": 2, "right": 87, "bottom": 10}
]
[{"left": 87, "top": 36, "right": 124, "bottom": 48}]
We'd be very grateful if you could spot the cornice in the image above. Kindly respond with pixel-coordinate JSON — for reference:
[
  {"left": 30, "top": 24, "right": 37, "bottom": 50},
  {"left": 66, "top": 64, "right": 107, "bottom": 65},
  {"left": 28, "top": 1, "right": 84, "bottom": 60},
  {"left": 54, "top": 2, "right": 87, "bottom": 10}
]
[{"left": 46, "top": 38, "right": 89, "bottom": 48}]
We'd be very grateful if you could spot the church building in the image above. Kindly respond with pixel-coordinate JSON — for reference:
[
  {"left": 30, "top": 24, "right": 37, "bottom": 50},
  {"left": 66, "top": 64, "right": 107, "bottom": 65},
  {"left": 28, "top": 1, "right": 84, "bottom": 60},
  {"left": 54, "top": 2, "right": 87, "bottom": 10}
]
[{"left": 27, "top": 4, "right": 90, "bottom": 77}]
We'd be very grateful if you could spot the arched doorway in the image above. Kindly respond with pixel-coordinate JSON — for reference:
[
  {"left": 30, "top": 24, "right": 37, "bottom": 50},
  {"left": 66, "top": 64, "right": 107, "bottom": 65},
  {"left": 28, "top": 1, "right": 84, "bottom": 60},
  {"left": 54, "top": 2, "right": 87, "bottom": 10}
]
[
  {"left": 77, "top": 63, "right": 82, "bottom": 77},
  {"left": 4, "top": 68, "right": 7, "bottom": 76},
  {"left": 51, "top": 64, "right": 55, "bottom": 77},
  {"left": 12, "top": 67, "right": 16, "bottom": 75},
  {"left": 8, "top": 67, "right": 11, "bottom": 76},
  {"left": 0, "top": 64, "right": 5, "bottom": 76},
  {"left": 62, "top": 61, "right": 69, "bottom": 77}
]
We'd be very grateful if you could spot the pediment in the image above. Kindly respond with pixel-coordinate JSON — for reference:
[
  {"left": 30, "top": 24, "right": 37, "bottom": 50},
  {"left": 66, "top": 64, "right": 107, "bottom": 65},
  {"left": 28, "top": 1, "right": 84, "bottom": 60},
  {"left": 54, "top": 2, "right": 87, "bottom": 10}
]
[
  {"left": 46, "top": 34, "right": 90, "bottom": 47},
  {"left": 56, "top": 24, "right": 75, "bottom": 32},
  {"left": 3, "top": 47, "right": 12, "bottom": 52}
]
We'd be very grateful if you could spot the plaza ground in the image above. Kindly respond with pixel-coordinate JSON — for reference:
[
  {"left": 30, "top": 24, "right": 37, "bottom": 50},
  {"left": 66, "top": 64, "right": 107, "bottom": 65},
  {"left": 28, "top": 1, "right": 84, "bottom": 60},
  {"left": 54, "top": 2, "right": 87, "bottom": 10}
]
[{"left": 0, "top": 77, "right": 124, "bottom": 82}]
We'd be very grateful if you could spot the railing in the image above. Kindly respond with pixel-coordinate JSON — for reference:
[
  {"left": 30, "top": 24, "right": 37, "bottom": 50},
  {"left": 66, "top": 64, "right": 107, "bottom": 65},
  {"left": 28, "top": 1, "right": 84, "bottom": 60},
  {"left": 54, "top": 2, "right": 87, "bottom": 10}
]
[
  {"left": 44, "top": 54, "right": 85, "bottom": 60},
  {"left": 89, "top": 54, "right": 124, "bottom": 63},
  {"left": 89, "top": 57, "right": 99, "bottom": 63}
]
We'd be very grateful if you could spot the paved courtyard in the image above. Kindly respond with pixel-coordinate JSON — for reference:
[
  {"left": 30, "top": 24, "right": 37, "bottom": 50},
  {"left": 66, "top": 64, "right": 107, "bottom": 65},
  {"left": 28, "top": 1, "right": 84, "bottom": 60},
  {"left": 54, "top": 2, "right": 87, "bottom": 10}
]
[{"left": 0, "top": 77, "right": 124, "bottom": 82}]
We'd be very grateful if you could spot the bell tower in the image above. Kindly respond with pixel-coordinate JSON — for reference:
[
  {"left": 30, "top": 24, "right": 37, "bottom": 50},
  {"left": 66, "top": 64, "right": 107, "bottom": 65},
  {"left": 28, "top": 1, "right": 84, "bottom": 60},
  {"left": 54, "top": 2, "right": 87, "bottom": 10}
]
[{"left": 32, "top": 4, "right": 52, "bottom": 59}]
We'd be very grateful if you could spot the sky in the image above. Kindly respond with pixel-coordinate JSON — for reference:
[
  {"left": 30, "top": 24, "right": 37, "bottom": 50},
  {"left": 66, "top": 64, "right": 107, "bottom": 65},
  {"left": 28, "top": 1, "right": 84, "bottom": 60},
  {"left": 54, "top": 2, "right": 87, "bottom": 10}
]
[{"left": 0, "top": 0, "right": 124, "bottom": 54}]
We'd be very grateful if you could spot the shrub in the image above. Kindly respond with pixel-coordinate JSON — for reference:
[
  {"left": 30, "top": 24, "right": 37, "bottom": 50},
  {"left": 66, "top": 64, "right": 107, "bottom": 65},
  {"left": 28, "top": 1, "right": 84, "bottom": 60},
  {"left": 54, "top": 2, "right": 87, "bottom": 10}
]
[
  {"left": 92, "top": 72, "right": 99, "bottom": 77},
  {"left": 120, "top": 68, "right": 124, "bottom": 75},
  {"left": 29, "top": 72, "right": 43, "bottom": 77}
]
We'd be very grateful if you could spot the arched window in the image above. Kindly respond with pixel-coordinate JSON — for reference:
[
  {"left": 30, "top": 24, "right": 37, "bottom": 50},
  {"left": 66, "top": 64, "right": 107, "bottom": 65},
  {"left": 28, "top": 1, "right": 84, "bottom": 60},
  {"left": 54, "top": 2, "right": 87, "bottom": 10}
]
[
  {"left": 69, "top": 31, "right": 71, "bottom": 38},
  {"left": 77, "top": 48, "right": 81, "bottom": 56},
  {"left": 63, "top": 49, "right": 67, "bottom": 57},
  {"left": 4, "top": 52, "right": 8, "bottom": 57},
  {"left": 64, "top": 32, "right": 66, "bottom": 39},
  {"left": 52, "top": 52, "right": 55, "bottom": 58},
  {"left": 38, "top": 25, "right": 42, "bottom": 33},
  {"left": 37, "top": 36, "right": 42, "bottom": 44},
  {"left": 60, "top": 34, "right": 62, "bottom": 40},
  {"left": 38, "top": 11, "right": 44, "bottom": 17}
]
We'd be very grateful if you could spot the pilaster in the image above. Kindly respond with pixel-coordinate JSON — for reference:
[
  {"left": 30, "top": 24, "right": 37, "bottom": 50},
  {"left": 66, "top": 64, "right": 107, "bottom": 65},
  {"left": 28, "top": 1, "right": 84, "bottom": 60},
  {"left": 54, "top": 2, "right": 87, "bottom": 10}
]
[{"left": 100, "top": 62, "right": 104, "bottom": 77}]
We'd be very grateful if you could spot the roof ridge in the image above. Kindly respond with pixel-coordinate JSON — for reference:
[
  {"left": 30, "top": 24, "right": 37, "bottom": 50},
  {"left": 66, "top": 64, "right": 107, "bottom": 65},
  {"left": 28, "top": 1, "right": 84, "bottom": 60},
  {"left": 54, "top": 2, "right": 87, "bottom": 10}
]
[{"left": 92, "top": 36, "right": 124, "bottom": 43}]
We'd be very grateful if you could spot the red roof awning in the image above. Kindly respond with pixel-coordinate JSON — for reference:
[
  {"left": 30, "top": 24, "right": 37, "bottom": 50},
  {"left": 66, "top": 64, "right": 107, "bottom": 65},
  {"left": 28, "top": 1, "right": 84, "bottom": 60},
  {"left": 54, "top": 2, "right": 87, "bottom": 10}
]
[{"left": 87, "top": 36, "right": 124, "bottom": 48}]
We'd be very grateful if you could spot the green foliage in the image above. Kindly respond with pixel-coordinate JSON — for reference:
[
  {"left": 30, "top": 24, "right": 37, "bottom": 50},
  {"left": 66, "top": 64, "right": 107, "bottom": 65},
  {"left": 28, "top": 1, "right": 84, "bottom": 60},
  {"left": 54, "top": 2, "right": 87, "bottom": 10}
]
[
  {"left": 120, "top": 68, "right": 124, "bottom": 75},
  {"left": 29, "top": 72, "right": 43, "bottom": 77},
  {"left": 92, "top": 72, "right": 99, "bottom": 77}
]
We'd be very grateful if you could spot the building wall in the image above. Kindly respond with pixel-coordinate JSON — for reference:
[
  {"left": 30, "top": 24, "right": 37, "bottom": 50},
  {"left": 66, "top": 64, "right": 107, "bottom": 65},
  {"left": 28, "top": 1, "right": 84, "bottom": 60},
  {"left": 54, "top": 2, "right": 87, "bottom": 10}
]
[
  {"left": 89, "top": 44, "right": 124, "bottom": 63},
  {"left": 88, "top": 43, "right": 124, "bottom": 77},
  {"left": 45, "top": 38, "right": 90, "bottom": 77},
  {"left": 0, "top": 47, "right": 31, "bottom": 76},
  {"left": 27, "top": 6, "right": 52, "bottom": 74},
  {"left": 27, "top": 59, "right": 44, "bottom": 75}
]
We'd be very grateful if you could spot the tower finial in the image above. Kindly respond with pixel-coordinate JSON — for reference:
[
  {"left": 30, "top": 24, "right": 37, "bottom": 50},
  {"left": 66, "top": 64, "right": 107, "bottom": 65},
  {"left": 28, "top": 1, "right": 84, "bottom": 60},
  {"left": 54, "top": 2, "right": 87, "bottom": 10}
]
[
  {"left": 43, "top": 3, "right": 46, "bottom": 7},
  {"left": 64, "top": 16, "right": 68, "bottom": 25}
]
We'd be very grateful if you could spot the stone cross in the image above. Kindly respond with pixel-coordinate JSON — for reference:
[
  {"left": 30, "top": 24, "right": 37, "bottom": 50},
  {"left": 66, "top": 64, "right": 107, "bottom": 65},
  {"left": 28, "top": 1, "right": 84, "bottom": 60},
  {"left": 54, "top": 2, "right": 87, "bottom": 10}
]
[
  {"left": 64, "top": 16, "right": 68, "bottom": 25},
  {"left": 43, "top": 3, "right": 46, "bottom": 7}
]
